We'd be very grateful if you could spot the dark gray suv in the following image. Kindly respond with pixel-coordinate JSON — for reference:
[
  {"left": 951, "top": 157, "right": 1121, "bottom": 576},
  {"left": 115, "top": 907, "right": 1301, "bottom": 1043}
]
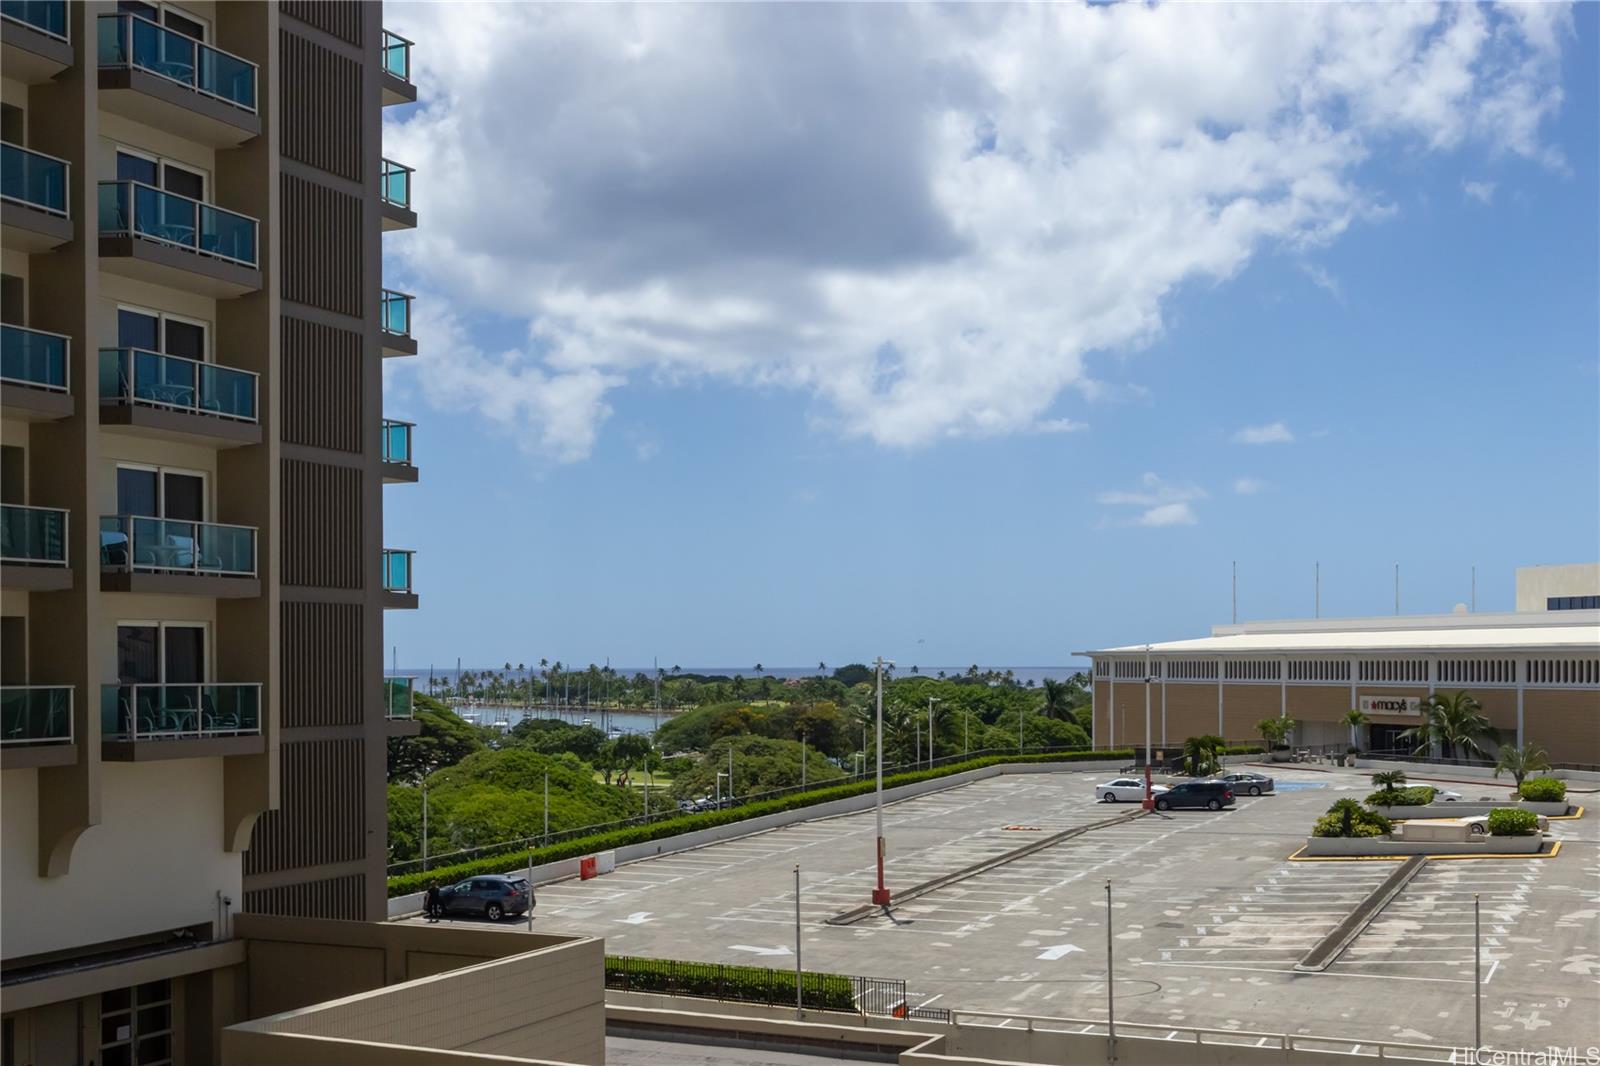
[
  {"left": 1153, "top": 780, "right": 1235, "bottom": 811},
  {"left": 440, "top": 875, "right": 533, "bottom": 920}
]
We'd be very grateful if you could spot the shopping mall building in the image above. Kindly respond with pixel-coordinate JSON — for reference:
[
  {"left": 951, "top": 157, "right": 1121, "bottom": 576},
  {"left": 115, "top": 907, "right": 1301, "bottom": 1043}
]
[{"left": 1080, "top": 564, "right": 1600, "bottom": 765}]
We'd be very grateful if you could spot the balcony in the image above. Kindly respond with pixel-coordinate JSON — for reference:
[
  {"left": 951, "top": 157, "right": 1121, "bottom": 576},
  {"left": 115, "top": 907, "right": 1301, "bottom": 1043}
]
[
  {"left": 0, "top": 503, "right": 71, "bottom": 592},
  {"left": 101, "top": 682, "right": 263, "bottom": 760},
  {"left": 382, "top": 548, "right": 416, "bottom": 609},
  {"left": 380, "top": 158, "right": 416, "bottom": 231},
  {"left": 96, "top": 12, "right": 260, "bottom": 147},
  {"left": 0, "top": 685, "right": 74, "bottom": 769},
  {"left": 381, "top": 418, "right": 417, "bottom": 483},
  {"left": 1, "top": 1, "right": 71, "bottom": 84},
  {"left": 1, "top": 141, "right": 72, "bottom": 251},
  {"left": 381, "top": 289, "right": 416, "bottom": 356},
  {"left": 384, "top": 676, "right": 415, "bottom": 720},
  {"left": 98, "top": 180, "right": 260, "bottom": 296},
  {"left": 99, "top": 347, "right": 261, "bottom": 446},
  {"left": 99, "top": 514, "right": 259, "bottom": 597},
  {"left": 1, "top": 323, "right": 73, "bottom": 420},
  {"left": 380, "top": 29, "right": 416, "bottom": 106}
]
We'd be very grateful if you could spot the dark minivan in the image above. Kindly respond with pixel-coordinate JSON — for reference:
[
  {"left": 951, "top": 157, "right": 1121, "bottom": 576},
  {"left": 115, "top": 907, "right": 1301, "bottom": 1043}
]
[
  {"left": 440, "top": 875, "right": 534, "bottom": 920},
  {"left": 1153, "top": 780, "right": 1234, "bottom": 811}
]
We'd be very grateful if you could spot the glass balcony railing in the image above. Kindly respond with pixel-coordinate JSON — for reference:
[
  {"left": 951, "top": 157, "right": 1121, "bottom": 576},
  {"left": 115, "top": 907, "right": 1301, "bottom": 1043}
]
[
  {"left": 382, "top": 548, "right": 413, "bottom": 593},
  {"left": 97, "top": 12, "right": 256, "bottom": 112},
  {"left": 382, "top": 419, "right": 413, "bottom": 465},
  {"left": 1, "top": 141, "right": 69, "bottom": 217},
  {"left": 1, "top": 686, "right": 73, "bottom": 745},
  {"left": 99, "top": 515, "right": 256, "bottom": 577},
  {"left": 99, "top": 180, "right": 258, "bottom": 267},
  {"left": 101, "top": 682, "right": 260, "bottom": 741},
  {"left": 99, "top": 348, "right": 257, "bottom": 422},
  {"left": 384, "top": 676, "right": 415, "bottom": 719},
  {"left": 1, "top": 323, "right": 70, "bottom": 392},
  {"left": 1, "top": 504, "right": 68, "bottom": 566},
  {"left": 381, "top": 29, "right": 412, "bottom": 83},
  {"left": 381, "top": 289, "right": 412, "bottom": 338},
  {"left": 0, "top": 0, "right": 67, "bottom": 41},
  {"left": 381, "top": 159, "right": 413, "bottom": 210}
]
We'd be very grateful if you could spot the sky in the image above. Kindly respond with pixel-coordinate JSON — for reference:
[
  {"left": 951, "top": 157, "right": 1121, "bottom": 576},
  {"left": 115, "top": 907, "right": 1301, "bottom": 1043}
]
[{"left": 378, "top": 2, "right": 1599, "bottom": 672}]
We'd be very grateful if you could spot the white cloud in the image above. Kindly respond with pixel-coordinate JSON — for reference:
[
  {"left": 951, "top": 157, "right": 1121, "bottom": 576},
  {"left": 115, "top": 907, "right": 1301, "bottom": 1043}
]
[
  {"left": 1462, "top": 180, "right": 1497, "bottom": 205},
  {"left": 384, "top": 3, "right": 1571, "bottom": 461},
  {"left": 1099, "top": 473, "right": 1205, "bottom": 527},
  {"left": 1233, "top": 421, "right": 1296, "bottom": 445},
  {"left": 1137, "top": 503, "right": 1199, "bottom": 527},
  {"left": 1233, "top": 477, "right": 1267, "bottom": 495},
  {"left": 1299, "top": 263, "right": 1345, "bottom": 303},
  {"left": 1031, "top": 418, "right": 1088, "bottom": 435}
]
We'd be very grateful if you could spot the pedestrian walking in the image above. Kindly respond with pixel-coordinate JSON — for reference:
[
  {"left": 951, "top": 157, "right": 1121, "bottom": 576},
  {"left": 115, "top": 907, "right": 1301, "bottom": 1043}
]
[{"left": 425, "top": 880, "right": 442, "bottom": 922}]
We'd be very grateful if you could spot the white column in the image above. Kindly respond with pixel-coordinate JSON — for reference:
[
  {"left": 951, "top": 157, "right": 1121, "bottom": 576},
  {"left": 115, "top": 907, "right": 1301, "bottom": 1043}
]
[
  {"left": 1515, "top": 658, "right": 1525, "bottom": 747},
  {"left": 1090, "top": 660, "right": 1098, "bottom": 749},
  {"left": 1427, "top": 657, "right": 1436, "bottom": 697},
  {"left": 1109, "top": 672, "right": 1116, "bottom": 749},
  {"left": 1216, "top": 660, "right": 1224, "bottom": 738},
  {"left": 1160, "top": 664, "right": 1167, "bottom": 748}
]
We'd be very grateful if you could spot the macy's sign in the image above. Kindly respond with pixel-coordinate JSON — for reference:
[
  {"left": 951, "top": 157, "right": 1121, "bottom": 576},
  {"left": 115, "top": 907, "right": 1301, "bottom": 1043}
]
[{"left": 1360, "top": 695, "right": 1422, "bottom": 716}]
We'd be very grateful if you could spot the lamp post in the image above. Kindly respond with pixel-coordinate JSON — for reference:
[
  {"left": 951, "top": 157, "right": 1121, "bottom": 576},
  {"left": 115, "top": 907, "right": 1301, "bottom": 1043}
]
[
  {"left": 794, "top": 864, "right": 803, "bottom": 1019},
  {"left": 872, "top": 656, "right": 893, "bottom": 906},
  {"left": 928, "top": 697, "right": 940, "bottom": 769},
  {"left": 1142, "top": 646, "right": 1155, "bottom": 811},
  {"left": 1474, "top": 893, "right": 1482, "bottom": 1051},
  {"left": 1106, "top": 879, "right": 1117, "bottom": 1063},
  {"left": 716, "top": 770, "right": 727, "bottom": 807}
]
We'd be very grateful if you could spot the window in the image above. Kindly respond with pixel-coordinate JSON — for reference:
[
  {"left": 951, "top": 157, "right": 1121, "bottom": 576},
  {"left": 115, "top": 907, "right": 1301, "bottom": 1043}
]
[
  {"left": 1437, "top": 659, "right": 1516, "bottom": 685},
  {"left": 1357, "top": 659, "right": 1428, "bottom": 684},
  {"left": 1223, "top": 660, "right": 1280, "bottom": 681},
  {"left": 117, "top": 305, "right": 211, "bottom": 360},
  {"left": 1287, "top": 660, "right": 1350, "bottom": 683},
  {"left": 1548, "top": 595, "right": 1600, "bottom": 611},
  {"left": 1167, "top": 660, "right": 1218, "bottom": 681},
  {"left": 117, "top": 623, "right": 206, "bottom": 685},
  {"left": 99, "top": 978, "right": 173, "bottom": 1066},
  {"left": 118, "top": 1, "right": 208, "bottom": 41},
  {"left": 116, "top": 464, "right": 207, "bottom": 521},
  {"left": 115, "top": 148, "right": 208, "bottom": 201}
]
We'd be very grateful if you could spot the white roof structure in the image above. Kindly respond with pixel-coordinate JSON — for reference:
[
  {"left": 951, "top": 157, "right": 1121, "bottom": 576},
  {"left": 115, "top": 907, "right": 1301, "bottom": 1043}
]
[{"left": 1079, "top": 611, "right": 1600, "bottom": 658}]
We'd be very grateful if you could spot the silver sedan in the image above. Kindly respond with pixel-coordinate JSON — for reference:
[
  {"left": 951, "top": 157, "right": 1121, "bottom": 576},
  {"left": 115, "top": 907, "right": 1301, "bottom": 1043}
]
[{"left": 1218, "top": 772, "right": 1274, "bottom": 796}]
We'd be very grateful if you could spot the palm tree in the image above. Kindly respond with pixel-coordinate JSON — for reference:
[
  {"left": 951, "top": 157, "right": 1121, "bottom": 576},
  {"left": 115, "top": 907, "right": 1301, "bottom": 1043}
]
[
  {"left": 1181, "top": 735, "right": 1223, "bottom": 777},
  {"left": 1493, "top": 744, "right": 1551, "bottom": 791},
  {"left": 1040, "top": 679, "right": 1072, "bottom": 721},
  {"left": 1343, "top": 708, "right": 1369, "bottom": 749},
  {"left": 818, "top": 661, "right": 826, "bottom": 675},
  {"left": 754, "top": 663, "right": 764, "bottom": 675},
  {"left": 1399, "top": 691, "right": 1496, "bottom": 762},
  {"left": 1371, "top": 769, "right": 1407, "bottom": 794}
]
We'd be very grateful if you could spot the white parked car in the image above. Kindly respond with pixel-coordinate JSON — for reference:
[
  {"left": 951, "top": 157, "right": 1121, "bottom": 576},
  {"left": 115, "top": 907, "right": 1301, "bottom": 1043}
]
[
  {"left": 1096, "top": 778, "right": 1170, "bottom": 803},
  {"left": 1428, "top": 787, "right": 1463, "bottom": 802}
]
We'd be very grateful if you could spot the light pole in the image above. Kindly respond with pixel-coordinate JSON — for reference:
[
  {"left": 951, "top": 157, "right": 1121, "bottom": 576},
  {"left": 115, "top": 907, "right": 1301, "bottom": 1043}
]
[
  {"left": 1105, "top": 879, "right": 1117, "bottom": 1063},
  {"left": 794, "top": 864, "right": 803, "bottom": 1019},
  {"left": 1144, "top": 644, "right": 1153, "bottom": 767},
  {"left": 420, "top": 778, "right": 429, "bottom": 871},
  {"left": 928, "top": 697, "right": 940, "bottom": 768},
  {"left": 542, "top": 771, "right": 549, "bottom": 846},
  {"left": 716, "top": 770, "right": 727, "bottom": 807},
  {"left": 872, "top": 656, "right": 893, "bottom": 906},
  {"left": 800, "top": 729, "right": 807, "bottom": 789},
  {"left": 1474, "top": 893, "right": 1482, "bottom": 1051}
]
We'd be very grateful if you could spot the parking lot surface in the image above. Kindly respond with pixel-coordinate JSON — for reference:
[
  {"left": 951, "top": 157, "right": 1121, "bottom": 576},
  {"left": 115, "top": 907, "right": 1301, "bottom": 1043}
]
[{"left": 410, "top": 765, "right": 1599, "bottom": 1052}]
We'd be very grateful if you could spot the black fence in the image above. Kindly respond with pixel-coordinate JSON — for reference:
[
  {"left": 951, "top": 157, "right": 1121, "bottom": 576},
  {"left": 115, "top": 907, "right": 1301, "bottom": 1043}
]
[{"left": 603, "top": 955, "right": 906, "bottom": 1016}]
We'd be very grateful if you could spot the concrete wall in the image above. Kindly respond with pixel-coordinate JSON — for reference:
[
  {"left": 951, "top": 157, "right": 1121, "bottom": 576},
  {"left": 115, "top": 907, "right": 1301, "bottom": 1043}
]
[
  {"left": 389, "top": 759, "right": 1131, "bottom": 917},
  {"left": 1516, "top": 563, "right": 1600, "bottom": 611},
  {"left": 227, "top": 926, "right": 605, "bottom": 1065},
  {"left": 2, "top": 760, "right": 242, "bottom": 961}
]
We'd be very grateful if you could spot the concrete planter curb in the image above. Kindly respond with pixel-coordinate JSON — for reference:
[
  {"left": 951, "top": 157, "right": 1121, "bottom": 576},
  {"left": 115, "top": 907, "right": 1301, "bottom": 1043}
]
[
  {"left": 1372, "top": 801, "right": 1572, "bottom": 820},
  {"left": 1302, "top": 834, "right": 1546, "bottom": 857},
  {"left": 388, "top": 757, "right": 1127, "bottom": 919}
]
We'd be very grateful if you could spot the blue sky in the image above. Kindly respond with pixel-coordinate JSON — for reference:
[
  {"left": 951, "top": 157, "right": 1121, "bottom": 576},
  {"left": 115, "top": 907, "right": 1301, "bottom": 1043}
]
[{"left": 379, "top": 3, "right": 1598, "bottom": 671}]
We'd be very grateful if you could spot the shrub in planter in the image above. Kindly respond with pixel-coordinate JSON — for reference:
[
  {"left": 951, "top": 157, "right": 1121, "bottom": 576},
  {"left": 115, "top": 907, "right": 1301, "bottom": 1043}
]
[
  {"left": 1364, "top": 786, "right": 1435, "bottom": 808},
  {"left": 1313, "top": 799, "right": 1393, "bottom": 838},
  {"left": 1516, "top": 777, "right": 1566, "bottom": 803},
  {"left": 604, "top": 956, "right": 856, "bottom": 1012},
  {"left": 1487, "top": 809, "right": 1540, "bottom": 837}
]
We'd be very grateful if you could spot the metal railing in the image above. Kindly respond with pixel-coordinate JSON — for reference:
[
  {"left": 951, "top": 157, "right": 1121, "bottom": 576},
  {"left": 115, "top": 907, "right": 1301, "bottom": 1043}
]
[
  {"left": 0, "top": 0, "right": 66, "bottom": 41},
  {"left": 0, "top": 323, "right": 70, "bottom": 392},
  {"left": 947, "top": 1009, "right": 1466, "bottom": 1063},
  {"left": 1, "top": 141, "right": 69, "bottom": 217},
  {"left": 382, "top": 419, "right": 414, "bottom": 465},
  {"left": 381, "top": 289, "right": 412, "bottom": 337},
  {"left": 0, "top": 686, "right": 72, "bottom": 745},
  {"left": 388, "top": 744, "right": 1129, "bottom": 875},
  {"left": 100, "top": 683, "right": 261, "bottom": 741},
  {"left": 382, "top": 548, "right": 413, "bottom": 593},
  {"left": 99, "top": 515, "right": 256, "bottom": 577},
  {"left": 381, "top": 158, "right": 413, "bottom": 209},
  {"left": 98, "top": 179, "right": 258, "bottom": 267},
  {"left": 385, "top": 676, "right": 416, "bottom": 720},
  {"left": 0, "top": 503, "right": 68, "bottom": 566},
  {"left": 99, "top": 348, "right": 258, "bottom": 422},
  {"left": 96, "top": 11, "right": 256, "bottom": 112},
  {"left": 381, "top": 29, "right": 412, "bottom": 83}
]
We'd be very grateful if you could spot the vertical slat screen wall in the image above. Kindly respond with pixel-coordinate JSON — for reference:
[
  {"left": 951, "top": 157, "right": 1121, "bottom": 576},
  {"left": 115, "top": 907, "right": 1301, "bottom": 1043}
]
[
  {"left": 246, "top": 739, "right": 367, "bottom": 875},
  {"left": 281, "top": 458, "right": 363, "bottom": 588},
  {"left": 280, "top": 0, "right": 364, "bottom": 47},
  {"left": 244, "top": 874, "right": 366, "bottom": 921},
  {"left": 281, "top": 602, "right": 364, "bottom": 727},
  {"left": 280, "top": 30, "right": 363, "bottom": 181},
  {"left": 281, "top": 317, "right": 362, "bottom": 452},
  {"left": 281, "top": 175, "right": 363, "bottom": 315}
]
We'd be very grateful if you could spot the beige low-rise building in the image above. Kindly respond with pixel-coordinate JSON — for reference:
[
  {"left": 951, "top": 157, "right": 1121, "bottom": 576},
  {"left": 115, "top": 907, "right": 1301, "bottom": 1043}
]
[{"left": 1079, "top": 565, "right": 1600, "bottom": 765}]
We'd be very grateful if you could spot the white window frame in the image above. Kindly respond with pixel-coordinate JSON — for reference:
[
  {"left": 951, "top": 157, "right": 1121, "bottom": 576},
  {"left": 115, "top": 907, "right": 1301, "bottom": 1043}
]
[
  {"left": 114, "top": 302, "right": 213, "bottom": 362},
  {"left": 113, "top": 144, "right": 210, "bottom": 202},
  {"left": 114, "top": 461, "right": 210, "bottom": 522},
  {"left": 120, "top": 0, "right": 211, "bottom": 41},
  {"left": 115, "top": 620, "right": 211, "bottom": 684}
]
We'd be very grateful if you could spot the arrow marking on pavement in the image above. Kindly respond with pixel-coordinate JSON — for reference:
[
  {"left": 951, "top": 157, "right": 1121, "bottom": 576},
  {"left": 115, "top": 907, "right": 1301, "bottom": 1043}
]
[
  {"left": 730, "top": 945, "right": 793, "bottom": 957},
  {"left": 618, "top": 912, "right": 654, "bottom": 925},
  {"left": 1037, "top": 944, "right": 1085, "bottom": 961}
]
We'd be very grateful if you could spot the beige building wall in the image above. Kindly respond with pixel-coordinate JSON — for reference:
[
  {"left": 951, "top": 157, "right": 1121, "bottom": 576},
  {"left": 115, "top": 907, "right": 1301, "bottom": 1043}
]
[
  {"left": 1161, "top": 684, "right": 1217, "bottom": 745},
  {"left": 1516, "top": 563, "right": 1600, "bottom": 611},
  {"left": 1221, "top": 684, "right": 1280, "bottom": 744},
  {"left": 1523, "top": 690, "right": 1600, "bottom": 758},
  {"left": 2, "top": 761, "right": 241, "bottom": 959}
]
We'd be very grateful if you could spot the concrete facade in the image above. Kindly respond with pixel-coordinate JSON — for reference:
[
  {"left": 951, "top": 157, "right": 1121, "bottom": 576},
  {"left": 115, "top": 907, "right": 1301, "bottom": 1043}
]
[{"left": 1515, "top": 562, "right": 1600, "bottom": 611}]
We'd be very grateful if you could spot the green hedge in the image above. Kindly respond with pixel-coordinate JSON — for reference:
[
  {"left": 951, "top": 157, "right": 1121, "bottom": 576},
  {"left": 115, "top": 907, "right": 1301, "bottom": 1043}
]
[
  {"left": 389, "top": 748, "right": 1135, "bottom": 897},
  {"left": 1487, "top": 809, "right": 1540, "bottom": 837},
  {"left": 1516, "top": 777, "right": 1567, "bottom": 803},
  {"left": 1222, "top": 745, "right": 1266, "bottom": 755},
  {"left": 604, "top": 956, "right": 856, "bottom": 1012},
  {"left": 1365, "top": 786, "right": 1436, "bottom": 808}
]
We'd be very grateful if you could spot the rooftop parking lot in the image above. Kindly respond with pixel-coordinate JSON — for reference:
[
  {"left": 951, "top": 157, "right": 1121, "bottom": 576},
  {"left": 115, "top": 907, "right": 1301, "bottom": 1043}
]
[{"left": 410, "top": 764, "right": 1598, "bottom": 1052}]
